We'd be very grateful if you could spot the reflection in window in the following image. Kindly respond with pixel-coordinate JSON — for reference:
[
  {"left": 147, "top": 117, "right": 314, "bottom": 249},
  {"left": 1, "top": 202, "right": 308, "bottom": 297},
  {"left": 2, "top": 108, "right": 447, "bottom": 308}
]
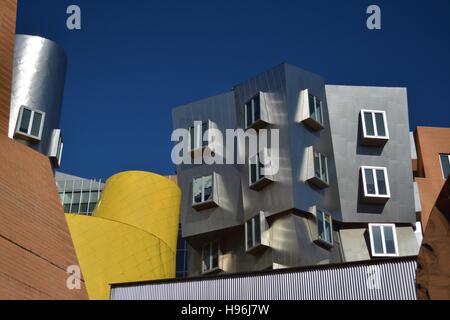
[
  {"left": 369, "top": 224, "right": 398, "bottom": 257},
  {"left": 193, "top": 175, "right": 214, "bottom": 205}
]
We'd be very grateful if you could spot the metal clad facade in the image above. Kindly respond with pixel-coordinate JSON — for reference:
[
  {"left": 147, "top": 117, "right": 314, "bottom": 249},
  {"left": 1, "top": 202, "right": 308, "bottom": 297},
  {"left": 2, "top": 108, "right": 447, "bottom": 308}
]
[{"left": 111, "top": 258, "right": 417, "bottom": 300}]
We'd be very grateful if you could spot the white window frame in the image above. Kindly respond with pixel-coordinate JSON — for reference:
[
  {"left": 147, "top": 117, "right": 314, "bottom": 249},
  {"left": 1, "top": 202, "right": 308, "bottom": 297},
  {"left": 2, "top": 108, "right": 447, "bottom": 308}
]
[
  {"left": 248, "top": 150, "right": 269, "bottom": 187},
  {"left": 244, "top": 94, "right": 261, "bottom": 129},
  {"left": 189, "top": 120, "right": 210, "bottom": 151},
  {"left": 201, "top": 241, "right": 220, "bottom": 273},
  {"left": 361, "top": 109, "right": 389, "bottom": 140},
  {"left": 314, "top": 150, "right": 329, "bottom": 185},
  {"left": 439, "top": 154, "right": 450, "bottom": 180},
  {"left": 192, "top": 174, "right": 215, "bottom": 206},
  {"left": 361, "top": 166, "right": 391, "bottom": 198},
  {"left": 15, "top": 106, "right": 46, "bottom": 141},
  {"left": 308, "top": 93, "right": 324, "bottom": 126},
  {"left": 368, "top": 223, "right": 399, "bottom": 257},
  {"left": 245, "top": 213, "right": 263, "bottom": 251},
  {"left": 316, "top": 209, "right": 333, "bottom": 246},
  {"left": 56, "top": 135, "right": 64, "bottom": 167}
]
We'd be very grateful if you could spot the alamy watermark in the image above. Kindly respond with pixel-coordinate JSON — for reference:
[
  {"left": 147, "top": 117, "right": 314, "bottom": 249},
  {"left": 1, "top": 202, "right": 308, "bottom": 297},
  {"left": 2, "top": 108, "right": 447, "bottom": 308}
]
[
  {"left": 66, "top": 5, "right": 81, "bottom": 30},
  {"left": 66, "top": 265, "right": 82, "bottom": 290},
  {"left": 367, "top": 5, "right": 381, "bottom": 30},
  {"left": 171, "top": 123, "right": 280, "bottom": 176}
]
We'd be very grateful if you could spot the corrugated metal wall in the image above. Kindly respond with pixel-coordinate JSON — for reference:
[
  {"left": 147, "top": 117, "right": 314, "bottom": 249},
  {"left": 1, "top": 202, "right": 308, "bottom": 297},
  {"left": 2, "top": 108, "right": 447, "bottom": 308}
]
[{"left": 111, "top": 257, "right": 417, "bottom": 300}]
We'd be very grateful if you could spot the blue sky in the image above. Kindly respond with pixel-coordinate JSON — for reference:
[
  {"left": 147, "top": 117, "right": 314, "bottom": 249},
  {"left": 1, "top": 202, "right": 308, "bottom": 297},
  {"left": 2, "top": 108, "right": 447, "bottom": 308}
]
[{"left": 16, "top": 0, "right": 450, "bottom": 180}]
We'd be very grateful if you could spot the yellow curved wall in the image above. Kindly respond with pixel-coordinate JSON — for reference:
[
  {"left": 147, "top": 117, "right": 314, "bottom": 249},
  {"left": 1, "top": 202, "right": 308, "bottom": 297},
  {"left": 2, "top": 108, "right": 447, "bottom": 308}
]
[{"left": 66, "top": 171, "right": 181, "bottom": 300}]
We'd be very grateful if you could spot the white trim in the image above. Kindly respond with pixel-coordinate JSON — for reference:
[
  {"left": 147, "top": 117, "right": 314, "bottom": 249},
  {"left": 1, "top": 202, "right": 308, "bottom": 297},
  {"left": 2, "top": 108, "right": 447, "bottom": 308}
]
[
  {"left": 368, "top": 223, "right": 399, "bottom": 257},
  {"left": 15, "top": 106, "right": 46, "bottom": 141},
  {"left": 192, "top": 173, "right": 215, "bottom": 206},
  {"left": 316, "top": 209, "right": 334, "bottom": 246},
  {"left": 360, "top": 109, "right": 389, "bottom": 140},
  {"left": 439, "top": 154, "right": 450, "bottom": 180},
  {"left": 361, "top": 166, "right": 391, "bottom": 198},
  {"left": 314, "top": 149, "right": 329, "bottom": 185}
]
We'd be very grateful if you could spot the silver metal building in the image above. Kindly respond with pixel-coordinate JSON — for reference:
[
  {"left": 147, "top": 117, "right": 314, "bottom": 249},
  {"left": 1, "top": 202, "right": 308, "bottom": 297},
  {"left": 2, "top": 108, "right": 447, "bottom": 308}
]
[
  {"left": 172, "top": 63, "right": 421, "bottom": 277},
  {"left": 111, "top": 256, "right": 418, "bottom": 300},
  {"left": 9, "top": 35, "right": 67, "bottom": 168}
]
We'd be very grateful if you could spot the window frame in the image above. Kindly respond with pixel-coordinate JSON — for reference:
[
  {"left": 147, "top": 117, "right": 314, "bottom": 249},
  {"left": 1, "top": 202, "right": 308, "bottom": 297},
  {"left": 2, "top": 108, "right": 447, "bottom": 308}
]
[
  {"left": 15, "top": 106, "right": 46, "bottom": 142},
  {"left": 189, "top": 120, "right": 210, "bottom": 152},
  {"left": 192, "top": 173, "right": 215, "bottom": 206},
  {"left": 308, "top": 93, "right": 324, "bottom": 126},
  {"left": 361, "top": 109, "right": 389, "bottom": 140},
  {"left": 314, "top": 149, "right": 329, "bottom": 185},
  {"left": 361, "top": 166, "right": 391, "bottom": 199},
  {"left": 316, "top": 209, "right": 334, "bottom": 246},
  {"left": 368, "top": 223, "right": 399, "bottom": 257},
  {"left": 245, "top": 213, "right": 263, "bottom": 252},
  {"left": 248, "top": 152, "right": 265, "bottom": 187},
  {"left": 244, "top": 94, "right": 262, "bottom": 129},
  {"left": 439, "top": 154, "right": 450, "bottom": 180},
  {"left": 201, "top": 241, "right": 220, "bottom": 274}
]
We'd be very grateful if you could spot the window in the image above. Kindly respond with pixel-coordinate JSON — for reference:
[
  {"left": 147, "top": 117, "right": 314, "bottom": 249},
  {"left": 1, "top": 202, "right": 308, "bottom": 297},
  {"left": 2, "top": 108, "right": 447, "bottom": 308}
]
[
  {"left": 189, "top": 121, "right": 209, "bottom": 151},
  {"left": 193, "top": 174, "right": 214, "bottom": 206},
  {"left": 361, "top": 166, "right": 390, "bottom": 199},
  {"left": 245, "top": 214, "right": 262, "bottom": 251},
  {"left": 316, "top": 210, "right": 333, "bottom": 246},
  {"left": 202, "top": 241, "right": 220, "bottom": 273},
  {"left": 60, "top": 190, "right": 100, "bottom": 215},
  {"left": 249, "top": 153, "right": 265, "bottom": 186},
  {"left": 440, "top": 154, "right": 450, "bottom": 180},
  {"left": 361, "top": 110, "right": 389, "bottom": 141},
  {"left": 314, "top": 150, "right": 329, "bottom": 185},
  {"left": 15, "top": 106, "right": 45, "bottom": 142},
  {"left": 49, "top": 129, "right": 64, "bottom": 167},
  {"left": 244, "top": 94, "right": 261, "bottom": 129},
  {"left": 369, "top": 224, "right": 399, "bottom": 257},
  {"left": 308, "top": 94, "right": 324, "bottom": 126}
]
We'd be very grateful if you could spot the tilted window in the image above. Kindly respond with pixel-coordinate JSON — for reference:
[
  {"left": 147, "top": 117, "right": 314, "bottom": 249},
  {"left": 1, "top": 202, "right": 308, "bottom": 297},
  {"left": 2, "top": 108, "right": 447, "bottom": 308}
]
[
  {"left": 439, "top": 154, "right": 450, "bottom": 180},
  {"left": 361, "top": 166, "right": 390, "bottom": 200},
  {"left": 308, "top": 94, "right": 324, "bottom": 127},
  {"left": 245, "top": 214, "right": 262, "bottom": 251},
  {"left": 189, "top": 121, "right": 209, "bottom": 151},
  {"left": 202, "top": 241, "right": 220, "bottom": 273},
  {"left": 244, "top": 94, "right": 261, "bottom": 129},
  {"left": 15, "top": 106, "right": 45, "bottom": 142},
  {"left": 361, "top": 110, "right": 389, "bottom": 144},
  {"left": 317, "top": 210, "right": 333, "bottom": 246},
  {"left": 369, "top": 224, "right": 399, "bottom": 257}
]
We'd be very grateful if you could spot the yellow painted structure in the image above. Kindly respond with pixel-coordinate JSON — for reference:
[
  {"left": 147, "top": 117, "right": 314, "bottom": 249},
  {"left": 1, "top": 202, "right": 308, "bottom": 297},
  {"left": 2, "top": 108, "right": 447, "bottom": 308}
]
[{"left": 66, "top": 171, "right": 181, "bottom": 300}]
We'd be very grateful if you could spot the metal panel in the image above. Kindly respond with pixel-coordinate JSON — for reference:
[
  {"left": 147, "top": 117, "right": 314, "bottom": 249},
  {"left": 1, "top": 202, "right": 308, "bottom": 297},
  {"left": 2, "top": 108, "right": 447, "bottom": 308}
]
[
  {"left": 110, "top": 257, "right": 417, "bottom": 300},
  {"left": 325, "top": 85, "right": 416, "bottom": 223},
  {"left": 9, "top": 35, "right": 67, "bottom": 156}
]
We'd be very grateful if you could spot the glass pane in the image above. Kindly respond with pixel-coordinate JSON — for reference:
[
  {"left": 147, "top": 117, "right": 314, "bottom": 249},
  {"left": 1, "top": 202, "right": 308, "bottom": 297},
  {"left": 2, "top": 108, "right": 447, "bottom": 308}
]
[
  {"left": 376, "top": 169, "right": 387, "bottom": 195},
  {"left": 30, "top": 112, "right": 42, "bottom": 137},
  {"left": 80, "top": 203, "right": 88, "bottom": 213},
  {"left": 89, "top": 191, "right": 99, "bottom": 202},
  {"left": 88, "top": 203, "right": 96, "bottom": 213},
  {"left": 71, "top": 204, "right": 79, "bottom": 213},
  {"left": 72, "top": 192, "right": 81, "bottom": 204},
  {"left": 250, "top": 160, "right": 257, "bottom": 184},
  {"left": 254, "top": 216, "right": 261, "bottom": 245},
  {"left": 63, "top": 204, "right": 71, "bottom": 212},
  {"left": 19, "top": 108, "right": 32, "bottom": 133},
  {"left": 315, "top": 98, "right": 323, "bottom": 124},
  {"left": 309, "top": 94, "right": 316, "bottom": 120},
  {"left": 384, "top": 226, "right": 396, "bottom": 254},
  {"left": 317, "top": 211, "right": 325, "bottom": 241},
  {"left": 193, "top": 177, "right": 203, "bottom": 204},
  {"left": 203, "top": 175, "right": 213, "bottom": 202},
  {"left": 375, "top": 113, "right": 386, "bottom": 137},
  {"left": 440, "top": 155, "right": 450, "bottom": 179},
  {"left": 314, "top": 151, "right": 321, "bottom": 179},
  {"left": 371, "top": 226, "right": 384, "bottom": 254},
  {"left": 253, "top": 96, "right": 260, "bottom": 122},
  {"left": 201, "top": 122, "right": 208, "bottom": 147},
  {"left": 189, "top": 126, "right": 195, "bottom": 150},
  {"left": 364, "top": 169, "right": 376, "bottom": 195},
  {"left": 324, "top": 215, "right": 332, "bottom": 243},
  {"left": 62, "top": 192, "right": 72, "bottom": 204},
  {"left": 202, "top": 245, "right": 210, "bottom": 271},
  {"left": 246, "top": 220, "right": 253, "bottom": 248},
  {"left": 211, "top": 242, "right": 219, "bottom": 269},
  {"left": 321, "top": 154, "right": 328, "bottom": 183},
  {"left": 81, "top": 192, "right": 89, "bottom": 203},
  {"left": 363, "top": 112, "right": 375, "bottom": 136},
  {"left": 258, "top": 154, "right": 265, "bottom": 180},
  {"left": 246, "top": 102, "right": 252, "bottom": 127}
]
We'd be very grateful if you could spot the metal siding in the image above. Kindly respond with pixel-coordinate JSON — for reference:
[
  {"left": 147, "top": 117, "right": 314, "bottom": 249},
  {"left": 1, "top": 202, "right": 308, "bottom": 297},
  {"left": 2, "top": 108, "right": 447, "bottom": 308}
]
[{"left": 111, "top": 258, "right": 417, "bottom": 300}]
